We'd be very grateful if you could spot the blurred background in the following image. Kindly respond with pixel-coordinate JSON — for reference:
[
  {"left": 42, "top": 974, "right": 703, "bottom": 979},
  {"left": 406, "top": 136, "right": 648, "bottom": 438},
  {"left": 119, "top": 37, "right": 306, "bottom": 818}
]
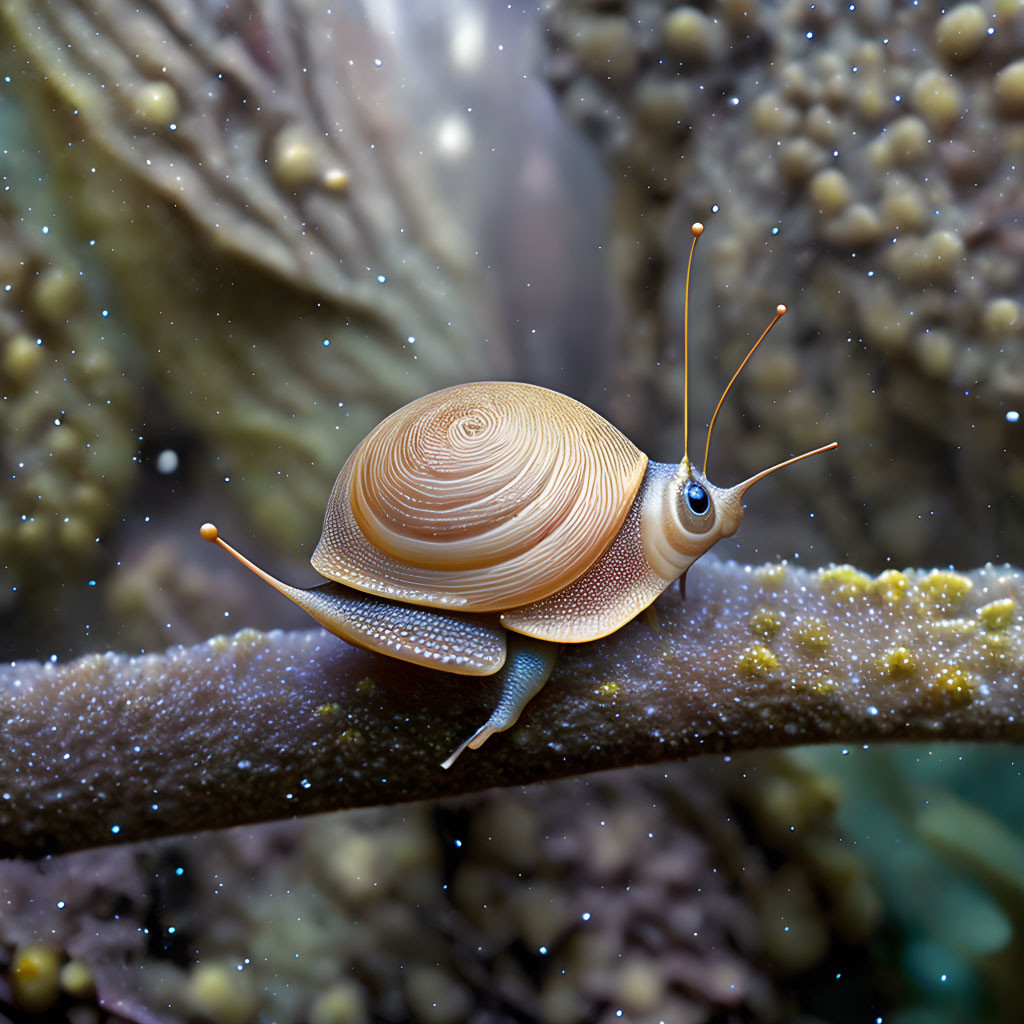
[{"left": 0, "top": 1, "right": 1022, "bottom": 1021}]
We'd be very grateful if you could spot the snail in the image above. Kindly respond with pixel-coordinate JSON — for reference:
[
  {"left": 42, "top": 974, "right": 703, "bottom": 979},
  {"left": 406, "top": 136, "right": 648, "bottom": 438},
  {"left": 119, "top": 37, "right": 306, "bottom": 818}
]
[{"left": 201, "top": 224, "right": 836, "bottom": 768}]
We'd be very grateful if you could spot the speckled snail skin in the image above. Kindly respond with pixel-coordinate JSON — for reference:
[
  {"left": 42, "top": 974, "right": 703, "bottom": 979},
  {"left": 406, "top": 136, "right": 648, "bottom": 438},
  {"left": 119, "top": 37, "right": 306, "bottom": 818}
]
[{"left": 201, "top": 225, "right": 837, "bottom": 767}]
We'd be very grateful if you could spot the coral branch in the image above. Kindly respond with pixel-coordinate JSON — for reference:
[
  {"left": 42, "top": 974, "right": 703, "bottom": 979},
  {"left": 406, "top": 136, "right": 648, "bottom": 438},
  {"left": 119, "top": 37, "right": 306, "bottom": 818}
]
[{"left": 2, "top": 558, "right": 1022, "bottom": 858}]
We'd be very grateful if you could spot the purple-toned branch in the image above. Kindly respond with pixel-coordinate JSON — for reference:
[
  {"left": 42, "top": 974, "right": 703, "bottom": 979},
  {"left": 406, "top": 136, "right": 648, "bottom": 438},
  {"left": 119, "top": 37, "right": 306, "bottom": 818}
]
[{"left": 2, "top": 558, "right": 1021, "bottom": 857}]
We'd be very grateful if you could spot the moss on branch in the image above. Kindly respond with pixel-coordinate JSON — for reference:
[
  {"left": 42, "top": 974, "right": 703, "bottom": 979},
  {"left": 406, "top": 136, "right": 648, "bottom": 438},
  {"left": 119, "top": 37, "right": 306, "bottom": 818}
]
[{"left": 2, "top": 558, "right": 1022, "bottom": 858}]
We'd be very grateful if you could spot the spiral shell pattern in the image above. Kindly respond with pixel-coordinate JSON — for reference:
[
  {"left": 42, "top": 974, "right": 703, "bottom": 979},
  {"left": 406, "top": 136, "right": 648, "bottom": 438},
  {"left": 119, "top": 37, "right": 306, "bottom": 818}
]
[{"left": 312, "top": 382, "right": 647, "bottom": 611}]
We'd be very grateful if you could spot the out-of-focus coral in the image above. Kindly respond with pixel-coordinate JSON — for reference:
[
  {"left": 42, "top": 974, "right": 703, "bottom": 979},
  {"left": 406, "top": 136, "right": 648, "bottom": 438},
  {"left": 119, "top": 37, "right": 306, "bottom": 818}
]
[
  {"left": 0, "top": 0, "right": 508, "bottom": 646},
  {"left": 0, "top": 759, "right": 884, "bottom": 1023},
  {"left": 796, "top": 741, "right": 1024, "bottom": 1024},
  {"left": 543, "top": 0, "right": 1024, "bottom": 568},
  {"left": 0, "top": 203, "right": 137, "bottom": 612},
  {"left": 916, "top": 792, "right": 1024, "bottom": 1020}
]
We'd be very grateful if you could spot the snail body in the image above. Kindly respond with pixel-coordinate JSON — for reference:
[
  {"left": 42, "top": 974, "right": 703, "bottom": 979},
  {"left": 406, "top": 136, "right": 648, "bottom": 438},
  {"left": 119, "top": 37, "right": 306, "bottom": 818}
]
[
  {"left": 203, "top": 225, "right": 836, "bottom": 767},
  {"left": 310, "top": 381, "right": 739, "bottom": 643}
]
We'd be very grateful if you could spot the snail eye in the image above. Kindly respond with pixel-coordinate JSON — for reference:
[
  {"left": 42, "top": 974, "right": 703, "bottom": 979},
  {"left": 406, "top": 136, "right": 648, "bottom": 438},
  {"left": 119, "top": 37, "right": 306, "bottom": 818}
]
[
  {"left": 675, "top": 477, "right": 716, "bottom": 535},
  {"left": 685, "top": 481, "right": 710, "bottom": 516}
]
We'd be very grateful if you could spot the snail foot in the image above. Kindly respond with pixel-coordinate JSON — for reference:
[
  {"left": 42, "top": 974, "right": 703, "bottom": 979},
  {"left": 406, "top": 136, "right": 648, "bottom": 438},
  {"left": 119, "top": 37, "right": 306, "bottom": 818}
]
[{"left": 440, "top": 637, "right": 561, "bottom": 769}]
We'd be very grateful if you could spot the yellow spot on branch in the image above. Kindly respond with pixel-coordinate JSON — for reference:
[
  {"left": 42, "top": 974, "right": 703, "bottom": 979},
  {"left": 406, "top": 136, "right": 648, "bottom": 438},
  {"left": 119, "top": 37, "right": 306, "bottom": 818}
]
[
  {"left": 978, "top": 598, "right": 1015, "bottom": 631},
  {"left": 749, "top": 607, "right": 784, "bottom": 639},
  {"left": 870, "top": 569, "right": 909, "bottom": 604},
  {"left": 915, "top": 570, "right": 973, "bottom": 615},
  {"left": 597, "top": 681, "right": 620, "bottom": 698},
  {"left": 928, "top": 664, "right": 974, "bottom": 706},
  {"left": 753, "top": 564, "right": 788, "bottom": 591},
  {"left": 819, "top": 565, "right": 872, "bottom": 602},
  {"left": 738, "top": 645, "right": 780, "bottom": 678},
  {"left": 879, "top": 646, "right": 916, "bottom": 678},
  {"left": 234, "top": 629, "right": 262, "bottom": 647}
]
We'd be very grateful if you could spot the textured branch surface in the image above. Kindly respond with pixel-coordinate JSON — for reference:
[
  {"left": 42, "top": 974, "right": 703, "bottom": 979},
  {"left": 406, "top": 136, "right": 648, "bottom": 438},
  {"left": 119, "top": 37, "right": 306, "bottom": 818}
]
[{"left": 2, "top": 558, "right": 1022, "bottom": 857}]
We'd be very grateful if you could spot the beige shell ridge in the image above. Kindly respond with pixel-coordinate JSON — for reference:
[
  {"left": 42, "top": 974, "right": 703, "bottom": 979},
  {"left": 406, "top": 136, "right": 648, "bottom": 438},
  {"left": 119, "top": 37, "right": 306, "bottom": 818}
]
[{"left": 312, "top": 382, "right": 648, "bottom": 611}]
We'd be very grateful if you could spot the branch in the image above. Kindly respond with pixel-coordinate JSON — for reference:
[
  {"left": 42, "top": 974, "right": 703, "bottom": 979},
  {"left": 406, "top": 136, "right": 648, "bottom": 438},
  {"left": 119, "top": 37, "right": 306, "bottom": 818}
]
[{"left": 2, "top": 558, "right": 1021, "bottom": 857}]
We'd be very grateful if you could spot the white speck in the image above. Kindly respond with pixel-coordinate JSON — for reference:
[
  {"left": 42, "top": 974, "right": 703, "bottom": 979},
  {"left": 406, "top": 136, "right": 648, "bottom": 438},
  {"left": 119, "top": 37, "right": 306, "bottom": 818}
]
[
  {"left": 437, "top": 113, "right": 471, "bottom": 158},
  {"left": 155, "top": 449, "right": 179, "bottom": 474},
  {"left": 1007, "top": 410, "right": 1019, "bottom": 423}
]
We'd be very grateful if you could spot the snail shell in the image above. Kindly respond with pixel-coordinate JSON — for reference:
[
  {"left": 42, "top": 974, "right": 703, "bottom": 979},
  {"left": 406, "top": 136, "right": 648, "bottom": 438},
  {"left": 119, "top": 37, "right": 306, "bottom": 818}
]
[{"left": 312, "top": 382, "right": 648, "bottom": 612}]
